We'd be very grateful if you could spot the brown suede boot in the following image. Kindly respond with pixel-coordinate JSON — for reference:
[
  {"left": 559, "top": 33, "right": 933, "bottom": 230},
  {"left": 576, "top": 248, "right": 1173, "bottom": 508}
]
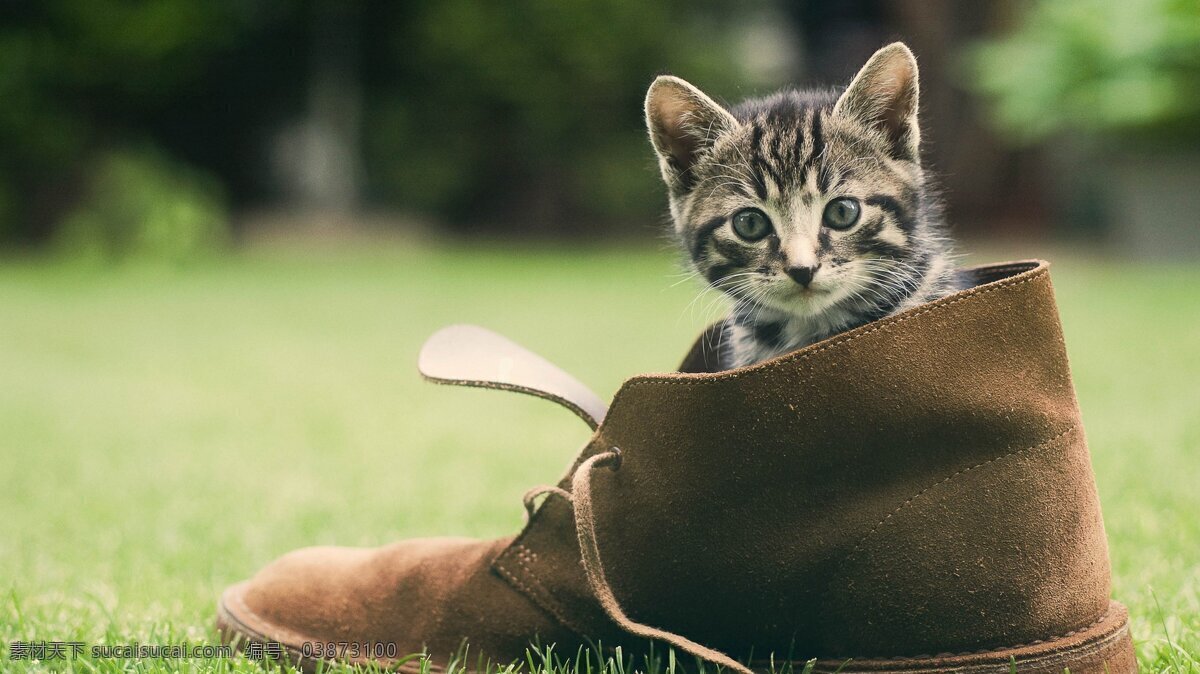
[{"left": 217, "top": 260, "right": 1137, "bottom": 674}]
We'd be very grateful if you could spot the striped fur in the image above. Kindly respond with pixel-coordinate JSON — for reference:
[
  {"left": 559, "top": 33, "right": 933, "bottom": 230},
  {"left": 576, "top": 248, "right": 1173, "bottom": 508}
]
[{"left": 646, "top": 43, "right": 962, "bottom": 369}]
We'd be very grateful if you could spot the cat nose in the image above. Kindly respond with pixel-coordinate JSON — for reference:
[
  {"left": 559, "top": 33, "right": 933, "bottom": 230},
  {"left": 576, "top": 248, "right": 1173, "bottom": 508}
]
[{"left": 785, "top": 264, "right": 820, "bottom": 287}]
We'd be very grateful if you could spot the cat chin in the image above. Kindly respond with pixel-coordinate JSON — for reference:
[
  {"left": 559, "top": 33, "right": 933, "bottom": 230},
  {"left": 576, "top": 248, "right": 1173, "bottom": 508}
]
[{"left": 759, "top": 284, "right": 848, "bottom": 318}]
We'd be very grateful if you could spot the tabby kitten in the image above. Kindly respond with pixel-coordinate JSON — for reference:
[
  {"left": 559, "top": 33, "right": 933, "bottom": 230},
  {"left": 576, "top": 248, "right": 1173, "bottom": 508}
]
[{"left": 647, "top": 43, "right": 962, "bottom": 369}]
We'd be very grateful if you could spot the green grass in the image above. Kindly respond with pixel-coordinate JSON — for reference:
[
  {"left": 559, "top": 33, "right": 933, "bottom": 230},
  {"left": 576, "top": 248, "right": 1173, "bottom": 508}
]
[{"left": 1, "top": 239, "right": 1197, "bottom": 673}]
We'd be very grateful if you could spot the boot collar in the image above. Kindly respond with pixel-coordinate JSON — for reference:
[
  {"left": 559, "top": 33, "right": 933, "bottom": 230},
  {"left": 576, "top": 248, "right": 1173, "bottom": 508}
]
[{"left": 419, "top": 260, "right": 1046, "bottom": 425}]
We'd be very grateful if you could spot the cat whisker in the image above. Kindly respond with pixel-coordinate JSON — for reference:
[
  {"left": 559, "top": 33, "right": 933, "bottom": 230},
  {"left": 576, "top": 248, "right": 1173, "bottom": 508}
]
[{"left": 667, "top": 269, "right": 701, "bottom": 289}]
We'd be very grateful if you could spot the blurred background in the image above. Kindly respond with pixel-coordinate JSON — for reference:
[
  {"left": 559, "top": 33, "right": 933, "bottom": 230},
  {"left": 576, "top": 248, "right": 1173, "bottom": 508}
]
[
  {"left": 1, "top": 2, "right": 1199, "bottom": 672},
  {"left": 0, "top": 0, "right": 1197, "bottom": 257}
]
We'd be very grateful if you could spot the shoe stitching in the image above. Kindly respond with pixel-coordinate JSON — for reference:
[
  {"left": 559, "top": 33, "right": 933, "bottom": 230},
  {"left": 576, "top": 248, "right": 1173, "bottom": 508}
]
[
  {"left": 513, "top": 544, "right": 593, "bottom": 635},
  {"left": 493, "top": 544, "right": 588, "bottom": 636},
  {"left": 615, "top": 263, "right": 1049, "bottom": 392},
  {"left": 421, "top": 376, "right": 600, "bottom": 430},
  {"left": 493, "top": 490, "right": 602, "bottom": 638},
  {"left": 841, "top": 424, "right": 1078, "bottom": 563},
  {"left": 967, "top": 261, "right": 1042, "bottom": 282}
]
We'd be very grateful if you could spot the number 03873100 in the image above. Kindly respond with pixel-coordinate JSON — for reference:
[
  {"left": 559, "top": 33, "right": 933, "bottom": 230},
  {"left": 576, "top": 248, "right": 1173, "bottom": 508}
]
[{"left": 300, "top": 641, "right": 400, "bottom": 659}]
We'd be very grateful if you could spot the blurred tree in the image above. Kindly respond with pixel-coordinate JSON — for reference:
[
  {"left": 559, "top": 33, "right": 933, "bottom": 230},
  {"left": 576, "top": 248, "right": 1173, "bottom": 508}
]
[
  {"left": 968, "top": 0, "right": 1200, "bottom": 256},
  {"left": 359, "top": 0, "right": 748, "bottom": 235},
  {"left": 0, "top": 0, "right": 753, "bottom": 244},
  {"left": 0, "top": 0, "right": 281, "bottom": 244},
  {"left": 55, "top": 146, "right": 228, "bottom": 262},
  {"left": 969, "top": 0, "right": 1200, "bottom": 146}
]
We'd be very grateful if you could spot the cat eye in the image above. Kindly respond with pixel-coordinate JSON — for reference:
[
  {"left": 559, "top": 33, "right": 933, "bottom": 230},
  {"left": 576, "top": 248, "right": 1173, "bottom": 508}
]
[
  {"left": 731, "top": 208, "right": 773, "bottom": 241},
  {"left": 822, "top": 198, "right": 861, "bottom": 230}
]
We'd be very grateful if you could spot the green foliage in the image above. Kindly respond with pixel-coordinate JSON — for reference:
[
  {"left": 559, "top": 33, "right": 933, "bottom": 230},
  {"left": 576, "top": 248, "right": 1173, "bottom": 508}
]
[
  {"left": 0, "top": 1, "right": 752, "bottom": 242},
  {"left": 363, "top": 0, "right": 748, "bottom": 228},
  {"left": 968, "top": 0, "right": 1200, "bottom": 145},
  {"left": 55, "top": 147, "right": 228, "bottom": 262},
  {"left": 0, "top": 1, "right": 260, "bottom": 242}
]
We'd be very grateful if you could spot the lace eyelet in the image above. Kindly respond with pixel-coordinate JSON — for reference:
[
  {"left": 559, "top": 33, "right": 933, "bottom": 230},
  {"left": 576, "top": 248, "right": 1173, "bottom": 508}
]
[{"left": 608, "top": 446, "right": 623, "bottom": 471}]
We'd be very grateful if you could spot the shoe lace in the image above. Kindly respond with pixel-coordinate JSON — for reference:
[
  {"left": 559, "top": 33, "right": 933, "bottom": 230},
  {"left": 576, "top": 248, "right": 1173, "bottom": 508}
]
[{"left": 561, "top": 447, "right": 756, "bottom": 674}]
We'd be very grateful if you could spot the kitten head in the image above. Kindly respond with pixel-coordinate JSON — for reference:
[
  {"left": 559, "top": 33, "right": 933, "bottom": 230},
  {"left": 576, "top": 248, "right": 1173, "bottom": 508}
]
[{"left": 647, "top": 43, "right": 948, "bottom": 330}]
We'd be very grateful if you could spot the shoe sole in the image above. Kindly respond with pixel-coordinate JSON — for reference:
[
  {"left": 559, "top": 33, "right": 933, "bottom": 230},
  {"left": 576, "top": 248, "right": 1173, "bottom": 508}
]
[
  {"left": 798, "top": 601, "right": 1136, "bottom": 674},
  {"left": 216, "top": 582, "right": 406, "bottom": 673},
  {"left": 218, "top": 587, "right": 1136, "bottom": 674}
]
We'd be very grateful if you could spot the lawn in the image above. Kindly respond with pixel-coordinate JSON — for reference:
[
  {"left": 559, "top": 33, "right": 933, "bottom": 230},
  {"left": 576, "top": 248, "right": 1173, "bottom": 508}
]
[{"left": 1, "top": 239, "right": 1198, "bottom": 673}]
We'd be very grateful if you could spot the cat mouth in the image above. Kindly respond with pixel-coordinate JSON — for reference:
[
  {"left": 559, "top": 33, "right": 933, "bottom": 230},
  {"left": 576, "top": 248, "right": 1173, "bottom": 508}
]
[
  {"left": 757, "top": 283, "right": 837, "bottom": 313},
  {"left": 785, "top": 284, "right": 831, "bottom": 299}
]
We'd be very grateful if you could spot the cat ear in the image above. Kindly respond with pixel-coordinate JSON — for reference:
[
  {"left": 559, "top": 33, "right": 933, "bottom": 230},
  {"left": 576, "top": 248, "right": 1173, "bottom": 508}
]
[
  {"left": 833, "top": 42, "right": 921, "bottom": 162},
  {"left": 645, "top": 75, "right": 739, "bottom": 191}
]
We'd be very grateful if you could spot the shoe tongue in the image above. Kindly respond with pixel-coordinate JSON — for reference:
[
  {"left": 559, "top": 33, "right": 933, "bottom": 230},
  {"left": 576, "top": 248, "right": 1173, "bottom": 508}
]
[{"left": 418, "top": 324, "right": 608, "bottom": 429}]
